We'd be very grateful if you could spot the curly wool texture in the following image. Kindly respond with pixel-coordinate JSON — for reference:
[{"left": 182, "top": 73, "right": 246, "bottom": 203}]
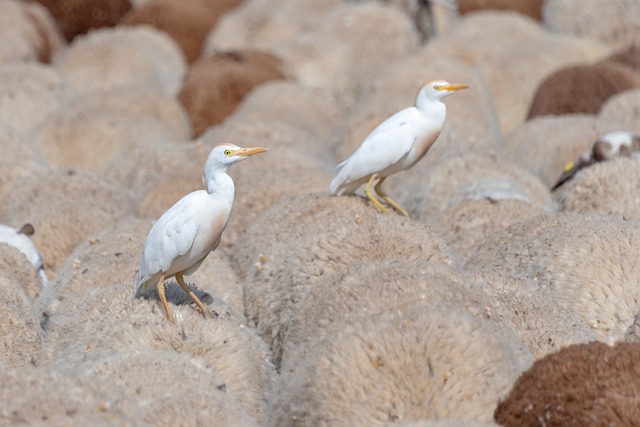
[
  {"left": 0, "top": 0, "right": 65, "bottom": 64},
  {"left": 33, "top": 89, "right": 191, "bottom": 176},
  {"left": 505, "top": 114, "right": 599, "bottom": 187},
  {"left": 558, "top": 158, "right": 640, "bottom": 220},
  {"left": 0, "top": 171, "right": 134, "bottom": 273},
  {"left": 428, "top": 199, "right": 547, "bottom": 263},
  {"left": 269, "top": 305, "right": 532, "bottom": 426},
  {"left": 237, "top": 194, "right": 458, "bottom": 367},
  {"left": 280, "top": 262, "right": 487, "bottom": 373},
  {"left": 0, "top": 351, "right": 258, "bottom": 426},
  {"left": 527, "top": 62, "right": 640, "bottom": 119},
  {"left": 467, "top": 213, "right": 640, "bottom": 344},
  {"left": 383, "top": 152, "right": 553, "bottom": 221},
  {"left": 495, "top": 342, "right": 640, "bottom": 426},
  {"left": 40, "top": 282, "right": 274, "bottom": 424},
  {"left": 0, "top": 243, "right": 43, "bottom": 300},
  {"left": 54, "top": 26, "right": 186, "bottom": 96},
  {"left": 0, "top": 271, "right": 41, "bottom": 369}
]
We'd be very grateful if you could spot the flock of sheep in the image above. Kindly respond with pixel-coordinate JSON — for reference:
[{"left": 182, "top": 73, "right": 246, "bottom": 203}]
[{"left": 1, "top": 0, "right": 640, "bottom": 425}]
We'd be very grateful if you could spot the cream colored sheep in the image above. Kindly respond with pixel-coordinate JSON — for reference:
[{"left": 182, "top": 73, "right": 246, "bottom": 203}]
[
  {"left": 33, "top": 89, "right": 191, "bottom": 176},
  {"left": 0, "top": 351, "right": 258, "bottom": 426},
  {"left": 543, "top": 0, "right": 640, "bottom": 50},
  {"left": 428, "top": 199, "right": 547, "bottom": 263},
  {"left": 224, "top": 80, "right": 346, "bottom": 148},
  {"left": 466, "top": 212, "right": 640, "bottom": 344},
  {"left": 0, "top": 271, "right": 41, "bottom": 369},
  {"left": 237, "top": 193, "right": 458, "bottom": 367},
  {"left": 558, "top": 157, "right": 640, "bottom": 220},
  {"left": 0, "top": 171, "right": 134, "bottom": 273},
  {"left": 0, "top": 126, "right": 50, "bottom": 198},
  {"left": 597, "top": 89, "right": 640, "bottom": 134},
  {"left": 41, "top": 281, "right": 274, "bottom": 423},
  {"left": 269, "top": 305, "right": 533, "bottom": 426},
  {"left": 53, "top": 26, "right": 186, "bottom": 96},
  {"left": 382, "top": 152, "right": 553, "bottom": 221},
  {"left": 0, "top": 0, "right": 64, "bottom": 64},
  {"left": 281, "top": 262, "right": 477, "bottom": 372},
  {"left": 505, "top": 115, "right": 599, "bottom": 187},
  {"left": 0, "top": 63, "right": 76, "bottom": 139},
  {"left": 472, "top": 270, "right": 597, "bottom": 358},
  {"left": 272, "top": 3, "right": 420, "bottom": 106}
]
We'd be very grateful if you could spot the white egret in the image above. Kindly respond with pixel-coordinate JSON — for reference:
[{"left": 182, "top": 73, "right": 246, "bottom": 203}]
[
  {"left": 330, "top": 79, "right": 469, "bottom": 216},
  {"left": 552, "top": 131, "right": 640, "bottom": 191},
  {"left": 136, "top": 143, "right": 267, "bottom": 322}
]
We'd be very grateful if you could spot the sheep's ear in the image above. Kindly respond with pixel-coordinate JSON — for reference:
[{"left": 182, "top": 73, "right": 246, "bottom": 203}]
[{"left": 18, "top": 223, "right": 35, "bottom": 236}]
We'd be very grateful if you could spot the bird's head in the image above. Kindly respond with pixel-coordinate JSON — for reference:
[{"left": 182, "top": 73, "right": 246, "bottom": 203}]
[
  {"left": 203, "top": 143, "right": 268, "bottom": 178},
  {"left": 418, "top": 79, "right": 469, "bottom": 102}
]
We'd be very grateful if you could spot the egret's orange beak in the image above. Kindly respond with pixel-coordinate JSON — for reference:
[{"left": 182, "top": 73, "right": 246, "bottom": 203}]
[
  {"left": 440, "top": 83, "right": 470, "bottom": 92},
  {"left": 234, "top": 147, "right": 269, "bottom": 157}
]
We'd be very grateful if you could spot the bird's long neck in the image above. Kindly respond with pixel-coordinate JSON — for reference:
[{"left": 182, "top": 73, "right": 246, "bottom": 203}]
[
  {"left": 205, "top": 169, "right": 235, "bottom": 202},
  {"left": 416, "top": 96, "right": 446, "bottom": 123}
]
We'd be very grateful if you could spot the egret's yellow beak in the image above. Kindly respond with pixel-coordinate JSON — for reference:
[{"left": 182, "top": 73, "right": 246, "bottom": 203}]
[
  {"left": 234, "top": 147, "right": 269, "bottom": 157},
  {"left": 439, "top": 83, "right": 470, "bottom": 92}
]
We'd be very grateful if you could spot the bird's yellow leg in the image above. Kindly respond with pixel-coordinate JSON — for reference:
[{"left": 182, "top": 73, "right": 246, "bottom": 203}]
[
  {"left": 156, "top": 274, "right": 175, "bottom": 323},
  {"left": 364, "top": 174, "right": 388, "bottom": 213},
  {"left": 374, "top": 177, "right": 409, "bottom": 217},
  {"left": 176, "top": 272, "right": 214, "bottom": 318}
]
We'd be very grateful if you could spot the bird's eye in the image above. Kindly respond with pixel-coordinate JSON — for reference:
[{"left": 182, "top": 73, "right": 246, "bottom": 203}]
[
  {"left": 224, "top": 150, "right": 232, "bottom": 156},
  {"left": 433, "top": 85, "right": 441, "bottom": 91}
]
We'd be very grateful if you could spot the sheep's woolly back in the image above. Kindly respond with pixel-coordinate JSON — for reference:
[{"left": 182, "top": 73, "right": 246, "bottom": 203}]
[
  {"left": 0, "top": 63, "right": 76, "bottom": 140},
  {"left": 54, "top": 26, "right": 186, "bottom": 96},
  {"left": 0, "top": 351, "right": 258, "bottom": 426},
  {"left": 428, "top": 199, "right": 547, "bottom": 263},
  {"left": 543, "top": 0, "right": 640, "bottom": 50},
  {"left": 505, "top": 115, "right": 599, "bottom": 187},
  {"left": 0, "top": 126, "right": 50, "bottom": 198},
  {"left": 597, "top": 89, "right": 640, "bottom": 134},
  {"left": 0, "top": 171, "right": 134, "bottom": 273},
  {"left": 178, "top": 50, "right": 286, "bottom": 136},
  {"left": 36, "top": 217, "right": 148, "bottom": 308},
  {"left": 559, "top": 158, "right": 640, "bottom": 220},
  {"left": 34, "top": 89, "right": 191, "bottom": 176},
  {"left": 237, "top": 194, "right": 458, "bottom": 366},
  {"left": 281, "top": 262, "right": 490, "bottom": 373},
  {"left": 467, "top": 213, "right": 640, "bottom": 343},
  {"left": 225, "top": 81, "right": 346, "bottom": 151},
  {"left": 269, "top": 305, "right": 532, "bottom": 426},
  {"left": 40, "top": 282, "right": 275, "bottom": 423},
  {"left": 495, "top": 342, "right": 640, "bottom": 426},
  {"left": 383, "top": 152, "right": 553, "bottom": 220},
  {"left": 0, "top": 271, "right": 41, "bottom": 369},
  {"left": 474, "top": 271, "right": 597, "bottom": 358},
  {"left": 0, "top": 0, "right": 64, "bottom": 64},
  {"left": 0, "top": 243, "right": 42, "bottom": 300}
]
